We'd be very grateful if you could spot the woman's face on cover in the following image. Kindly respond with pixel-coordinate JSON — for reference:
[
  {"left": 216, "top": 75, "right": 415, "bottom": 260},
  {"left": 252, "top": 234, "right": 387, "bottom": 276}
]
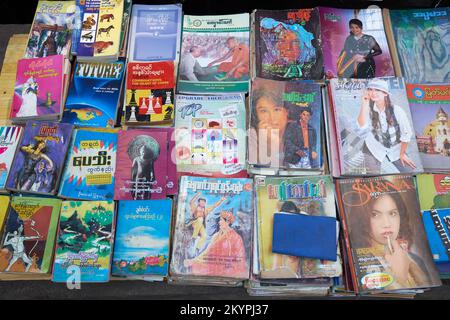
[
  {"left": 255, "top": 97, "right": 288, "bottom": 133},
  {"left": 369, "top": 195, "right": 401, "bottom": 246},
  {"left": 367, "top": 88, "right": 388, "bottom": 102},
  {"left": 350, "top": 24, "right": 362, "bottom": 37}
]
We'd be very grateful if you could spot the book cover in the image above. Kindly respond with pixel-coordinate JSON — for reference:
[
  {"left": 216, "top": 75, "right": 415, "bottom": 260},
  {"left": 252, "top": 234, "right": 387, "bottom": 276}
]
[
  {"left": 127, "top": 4, "right": 182, "bottom": 62},
  {"left": 6, "top": 121, "right": 73, "bottom": 195},
  {"left": 255, "top": 175, "right": 342, "bottom": 279},
  {"left": 319, "top": 7, "right": 394, "bottom": 79},
  {"left": 112, "top": 199, "right": 172, "bottom": 278},
  {"left": 0, "top": 126, "right": 23, "bottom": 191},
  {"left": 387, "top": 8, "right": 450, "bottom": 83},
  {"left": 254, "top": 8, "right": 323, "bottom": 81},
  {"left": 123, "top": 61, "right": 175, "bottom": 126},
  {"left": 422, "top": 209, "right": 450, "bottom": 263},
  {"left": 25, "top": 0, "right": 76, "bottom": 59},
  {"left": 59, "top": 129, "right": 117, "bottom": 200},
  {"left": 0, "top": 196, "right": 10, "bottom": 232},
  {"left": 175, "top": 94, "right": 247, "bottom": 177},
  {"left": 115, "top": 129, "right": 167, "bottom": 200},
  {"left": 249, "top": 78, "right": 323, "bottom": 171},
  {"left": 171, "top": 176, "right": 253, "bottom": 279},
  {"left": 75, "top": 0, "right": 124, "bottom": 60},
  {"left": 329, "top": 77, "right": 423, "bottom": 176},
  {"left": 10, "top": 55, "right": 65, "bottom": 120},
  {"left": 178, "top": 13, "right": 250, "bottom": 93},
  {"left": 407, "top": 84, "right": 450, "bottom": 171},
  {"left": 118, "top": 0, "right": 133, "bottom": 58},
  {"left": 52, "top": 200, "right": 115, "bottom": 283},
  {"left": 416, "top": 173, "right": 450, "bottom": 212},
  {"left": 0, "top": 196, "right": 61, "bottom": 274},
  {"left": 62, "top": 60, "right": 125, "bottom": 128},
  {"left": 336, "top": 175, "right": 441, "bottom": 293}
]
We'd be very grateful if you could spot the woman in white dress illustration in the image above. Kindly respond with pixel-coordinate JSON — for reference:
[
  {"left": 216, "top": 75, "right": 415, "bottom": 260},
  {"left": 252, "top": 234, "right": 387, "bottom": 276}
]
[{"left": 16, "top": 77, "right": 39, "bottom": 118}]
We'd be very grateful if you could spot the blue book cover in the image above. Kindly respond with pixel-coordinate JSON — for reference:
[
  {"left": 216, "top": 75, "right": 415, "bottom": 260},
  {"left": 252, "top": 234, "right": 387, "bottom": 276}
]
[
  {"left": 62, "top": 60, "right": 125, "bottom": 128},
  {"left": 59, "top": 129, "right": 117, "bottom": 200},
  {"left": 127, "top": 4, "right": 182, "bottom": 62},
  {"left": 422, "top": 209, "right": 450, "bottom": 263},
  {"left": 272, "top": 212, "right": 337, "bottom": 261},
  {"left": 112, "top": 199, "right": 172, "bottom": 278}
]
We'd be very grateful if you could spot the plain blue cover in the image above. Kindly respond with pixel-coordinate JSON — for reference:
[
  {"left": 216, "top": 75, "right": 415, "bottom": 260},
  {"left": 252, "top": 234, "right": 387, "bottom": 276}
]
[{"left": 272, "top": 212, "right": 337, "bottom": 261}]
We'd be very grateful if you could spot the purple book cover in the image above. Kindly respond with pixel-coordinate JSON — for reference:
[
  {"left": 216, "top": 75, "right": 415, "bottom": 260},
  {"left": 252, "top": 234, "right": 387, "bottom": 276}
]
[
  {"left": 10, "top": 55, "right": 64, "bottom": 119},
  {"left": 114, "top": 129, "right": 167, "bottom": 200},
  {"left": 6, "top": 121, "right": 73, "bottom": 195},
  {"left": 319, "top": 7, "right": 394, "bottom": 79}
]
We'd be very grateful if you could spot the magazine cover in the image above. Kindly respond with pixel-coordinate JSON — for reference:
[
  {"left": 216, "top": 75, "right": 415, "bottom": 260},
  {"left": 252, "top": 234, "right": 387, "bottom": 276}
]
[
  {"left": 178, "top": 13, "right": 250, "bottom": 93},
  {"left": 336, "top": 175, "right": 441, "bottom": 293},
  {"left": 249, "top": 78, "right": 323, "bottom": 170},
  {"left": 387, "top": 8, "right": 450, "bottom": 83},
  {"left": 0, "top": 126, "right": 23, "bottom": 191},
  {"left": 10, "top": 55, "right": 65, "bottom": 121},
  {"left": 407, "top": 84, "right": 450, "bottom": 171},
  {"left": 123, "top": 61, "right": 175, "bottom": 126},
  {"left": 175, "top": 94, "right": 247, "bottom": 177},
  {"left": 319, "top": 7, "right": 394, "bottom": 79},
  {"left": 25, "top": 0, "right": 76, "bottom": 59},
  {"left": 62, "top": 60, "right": 125, "bottom": 128},
  {"left": 6, "top": 121, "right": 74, "bottom": 195},
  {"left": 59, "top": 129, "right": 117, "bottom": 200},
  {"left": 422, "top": 208, "right": 450, "bottom": 263},
  {"left": 329, "top": 77, "right": 423, "bottom": 176},
  {"left": 254, "top": 8, "right": 323, "bottom": 81},
  {"left": 255, "top": 175, "right": 341, "bottom": 279},
  {"left": 115, "top": 129, "right": 167, "bottom": 200},
  {"left": 171, "top": 176, "right": 253, "bottom": 279},
  {"left": 52, "top": 200, "right": 115, "bottom": 283},
  {"left": 0, "top": 196, "right": 61, "bottom": 274},
  {"left": 416, "top": 173, "right": 450, "bottom": 212},
  {"left": 127, "top": 4, "right": 182, "bottom": 62},
  {"left": 112, "top": 199, "right": 172, "bottom": 278}
]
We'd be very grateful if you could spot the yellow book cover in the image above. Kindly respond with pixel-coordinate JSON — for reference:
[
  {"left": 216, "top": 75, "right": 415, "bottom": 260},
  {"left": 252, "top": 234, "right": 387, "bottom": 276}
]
[{"left": 0, "top": 195, "right": 10, "bottom": 230}]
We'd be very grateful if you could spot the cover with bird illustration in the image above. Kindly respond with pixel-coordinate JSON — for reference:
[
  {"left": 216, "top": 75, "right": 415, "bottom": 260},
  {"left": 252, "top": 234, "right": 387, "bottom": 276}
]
[
  {"left": 0, "top": 196, "right": 61, "bottom": 275},
  {"left": 112, "top": 199, "right": 172, "bottom": 279},
  {"left": 59, "top": 129, "right": 117, "bottom": 200},
  {"left": 114, "top": 129, "right": 167, "bottom": 200},
  {"left": 10, "top": 55, "right": 65, "bottom": 121},
  {"left": 62, "top": 60, "right": 125, "bottom": 128},
  {"left": 52, "top": 200, "right": 115, "bottom": 283},
  {"left": 6, "top": 121, "right": 74, "bottom": 196},
  {"left": 0, "top": 126, "right": 23, "bottom": 192}
]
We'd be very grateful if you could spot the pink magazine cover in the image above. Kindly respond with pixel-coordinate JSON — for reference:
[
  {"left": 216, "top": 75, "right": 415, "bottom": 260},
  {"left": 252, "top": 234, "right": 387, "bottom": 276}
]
[
  {"left": 114, "top": 129, "right": 167, "bottom": 200},
  {"left": 10, "top": 55, "right": 64, "bottom": 120}
]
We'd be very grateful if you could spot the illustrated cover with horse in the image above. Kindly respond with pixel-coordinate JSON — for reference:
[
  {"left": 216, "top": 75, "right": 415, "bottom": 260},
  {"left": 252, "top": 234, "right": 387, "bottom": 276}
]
[
  {"left": 75, "top": 0, "right": 124, "bottom": 61},
  {"left": 114, "top": 129, "right": 167, "bottom": 200},
  {"left": 52, "top": 200, "right": 115, "bottom": 283},
  {"left": 6, "top": 121, "right": 74, "bottom": 196},
  {"left": 0, "top": 196, "right": 61, "bottom": 275},
  {"left": 0, "top": 126, "right": 23, "bottom": 192}
]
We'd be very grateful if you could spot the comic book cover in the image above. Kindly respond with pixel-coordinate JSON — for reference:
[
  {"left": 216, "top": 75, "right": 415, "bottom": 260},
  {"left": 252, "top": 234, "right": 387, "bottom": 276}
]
[
  {"left": 329, "top": 77, "right": 423, "bottom": 176},
  {"left": 25, "top": 1, "right": 76, "bottom": 59},
  {"left": 177, "top": 13, "right": 250, "bottom": 93},
  {"left": 318, "top": 7, "right": 394, "bottom": 79},
  {"left": 112, "top": 199, "right": 172, "bottom": 279},
  {"left": 123, "top": 61, "right": 175, "bottom": 126},
  {"left": 248, "top": 78, "right": 323, "bottom": 172},
  {"left": 114, "top": 129, "right": 167, "bottom": 200},
  {"left": 10, "top": 55, "right": 65, "bottom": 121},
  {"left": 6, "top": 121, "right": 73, "bottom": 195},
  {"left": 127, "top": 4, "right": 182, "bottom": 63},
  {"left": 0, "top": 196, "right": 10, "bottom": 233},
  {"left": 52, "top": 200, "right": 115, "bottom": 283},
  {"left": 59, "top": 129, "right": 117, "bottom": 200},
  {"left": 62, "top": 60, "right": 125, "bottom": 128},
  {"left": 335, "top": 175, "right": 441, "bottom": 293},
  {"left": 75, "top": 0, "right": 124, "bottom": 61},
  {"left": 171, "top": 176, "right": 253, "bottom": 280},
  {"left": 407, "top": 84, "right": 450, "bottom": 171},
  {"left": 175, "top": 94, "right": 247, "bottom": 178},
  {"left": 387, "top": 8, "right": 450, "bottom": 83},
  {"left": 416, "top": 173, "right": 450, "bottom": 212},
  {"left": 0, "top": 196, "right": 61, "bottom": 274},
  {"left": 255, "top": 175, "right": 342, "bottom": 279},
  {"left": 254, "top": 8, "right": 323, "bottom": 81},
  {"left": 0, "top": 126, "right": 23, "bottom": 192}
]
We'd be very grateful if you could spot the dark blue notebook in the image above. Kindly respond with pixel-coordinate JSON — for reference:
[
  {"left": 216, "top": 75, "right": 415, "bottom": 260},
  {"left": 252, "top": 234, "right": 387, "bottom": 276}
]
[{"left": 272, "top": 212, "right": 337, "bottom": 261}]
